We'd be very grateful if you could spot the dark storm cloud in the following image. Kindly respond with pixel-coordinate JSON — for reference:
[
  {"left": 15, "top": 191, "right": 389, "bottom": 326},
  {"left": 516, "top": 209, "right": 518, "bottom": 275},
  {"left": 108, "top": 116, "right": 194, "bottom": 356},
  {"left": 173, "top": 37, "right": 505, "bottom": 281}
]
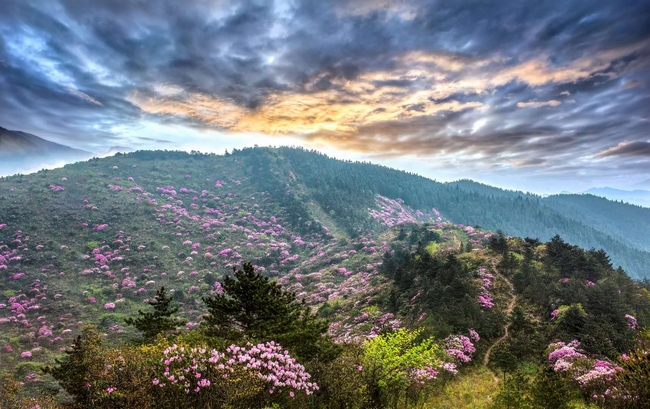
[{"left": 0, "top": 0, "right": 649, "bottom": 180}]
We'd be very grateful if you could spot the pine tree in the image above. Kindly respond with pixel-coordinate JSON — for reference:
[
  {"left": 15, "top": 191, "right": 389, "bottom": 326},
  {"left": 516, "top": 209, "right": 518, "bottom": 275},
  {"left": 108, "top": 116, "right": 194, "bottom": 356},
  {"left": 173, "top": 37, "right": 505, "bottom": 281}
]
[
  {"left": 124, "top": 287, "right": 186, "bottom": 341},
  {"left": 202, "top": 262, "right": 339, "bottom": 361},
  {"left": 42, "top": 326, "right": 103, "bottom": 405}
]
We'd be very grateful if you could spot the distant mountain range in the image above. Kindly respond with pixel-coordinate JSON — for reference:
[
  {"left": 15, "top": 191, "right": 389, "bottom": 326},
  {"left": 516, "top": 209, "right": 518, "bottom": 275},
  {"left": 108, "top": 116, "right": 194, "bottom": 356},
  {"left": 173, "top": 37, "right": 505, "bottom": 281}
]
[
  {"left": 634, "top": 179, "right": 650, "bottom": 190},
  {"left": 0, "top": 126, "right": 91, "bottom": 157},
  {"left": 0, "top": 127, "right": 133, "bottom": 176},
  {"left": 442, "top": 178, "right": 650, "bottom": 277},
  {"left": 584, "top": 187, "right": 650, "bottom": 208}
]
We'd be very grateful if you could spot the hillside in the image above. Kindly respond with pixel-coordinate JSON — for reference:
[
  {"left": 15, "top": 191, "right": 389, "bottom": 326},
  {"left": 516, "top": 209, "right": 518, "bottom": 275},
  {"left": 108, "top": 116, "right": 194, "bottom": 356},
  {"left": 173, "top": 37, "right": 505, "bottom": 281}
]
[
  {"left": 0, "top": 149, "right": 494, "bottom": 387},
  {"left": 449, "top": 181, "right": 650, "bottom": 251},
  {"left": 543, "top": 194, "right": 650, "bottom": 251},
  {"left": 0, "top": 148, "right": 649, "bottom": 408}
]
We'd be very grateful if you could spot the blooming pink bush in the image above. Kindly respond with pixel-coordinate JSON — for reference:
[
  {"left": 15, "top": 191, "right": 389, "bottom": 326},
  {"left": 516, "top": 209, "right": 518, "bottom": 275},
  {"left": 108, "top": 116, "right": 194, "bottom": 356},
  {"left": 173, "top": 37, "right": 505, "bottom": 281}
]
[
  {"left": 548, "top": 340, "right": 586, "bottom": 372},
  {"left": 444, "top": 334, "right": 476, "bottom": 363},
  {"left": 476, "top": 268, "right": 494, "bottom": 309},
  {"left": 547, "top": 340, "right": 627, "bottom": 403},
  {"left": 155, "top": 342, "right": 317, "bottom": 396}
]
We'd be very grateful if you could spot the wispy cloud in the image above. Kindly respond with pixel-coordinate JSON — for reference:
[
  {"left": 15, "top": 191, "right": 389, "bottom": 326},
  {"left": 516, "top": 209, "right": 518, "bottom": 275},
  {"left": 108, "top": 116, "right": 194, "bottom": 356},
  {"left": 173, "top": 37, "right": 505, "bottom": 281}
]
[
  {"left": 517, "top": 100, "right": 561, "bottom": 108},
  {"left": 597, "top": 141, "right": 650, "bottom": 157}
]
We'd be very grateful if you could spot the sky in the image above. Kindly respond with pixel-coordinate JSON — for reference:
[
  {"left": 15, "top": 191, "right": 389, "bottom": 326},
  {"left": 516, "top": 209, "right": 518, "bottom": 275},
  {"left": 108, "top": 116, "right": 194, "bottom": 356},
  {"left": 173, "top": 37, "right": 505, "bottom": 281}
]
[{"left": 0, "top": 0, "right": 649, "bottom": 194}]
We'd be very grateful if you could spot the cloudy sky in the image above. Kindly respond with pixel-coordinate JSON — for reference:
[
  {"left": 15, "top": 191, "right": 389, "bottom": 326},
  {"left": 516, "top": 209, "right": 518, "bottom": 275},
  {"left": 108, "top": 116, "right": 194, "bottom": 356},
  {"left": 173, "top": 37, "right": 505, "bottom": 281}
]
[{"left": 1, "top": 0, "right": 649, "bottom": 193}]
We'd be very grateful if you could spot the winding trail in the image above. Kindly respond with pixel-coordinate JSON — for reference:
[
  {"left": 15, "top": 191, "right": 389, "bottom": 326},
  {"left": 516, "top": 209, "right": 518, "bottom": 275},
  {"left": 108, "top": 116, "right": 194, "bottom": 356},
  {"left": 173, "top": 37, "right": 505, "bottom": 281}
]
[{"left": 483, "top": 262, "right": 516, "bottom": 368}]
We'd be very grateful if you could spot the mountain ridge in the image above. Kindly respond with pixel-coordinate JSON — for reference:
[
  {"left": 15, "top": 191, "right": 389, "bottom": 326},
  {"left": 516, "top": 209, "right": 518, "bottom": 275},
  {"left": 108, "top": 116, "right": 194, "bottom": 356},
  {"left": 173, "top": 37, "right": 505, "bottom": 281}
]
[
  {"left": 447, "top": 179, "right": 650, "bottom": 254},
  {"left": 1, "top": 146, "right": 649, "bottom": 277},
  {"left": 0, "top": 127, "right": 94, "bottom": 176},
  {"left": 0, "top": 126, "right": 91, "bottom": 157},
  {"left": 584, "top": 187, "right": 650, "bottom": 208}
]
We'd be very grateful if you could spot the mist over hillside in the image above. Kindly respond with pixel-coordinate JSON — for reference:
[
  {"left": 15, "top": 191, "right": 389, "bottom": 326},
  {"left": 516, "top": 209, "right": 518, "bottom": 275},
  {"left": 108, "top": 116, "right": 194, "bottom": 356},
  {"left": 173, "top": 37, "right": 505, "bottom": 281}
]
[{"left": 0, "top": 127, "right": 93, "bottom": 176}]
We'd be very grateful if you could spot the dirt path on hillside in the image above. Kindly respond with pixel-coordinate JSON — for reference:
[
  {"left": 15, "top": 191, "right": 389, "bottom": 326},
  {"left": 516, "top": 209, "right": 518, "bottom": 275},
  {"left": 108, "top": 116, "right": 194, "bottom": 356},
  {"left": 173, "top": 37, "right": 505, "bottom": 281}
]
[
  {"left": 483, "top": 262, "right": 516, "bottom": 369},
  {"left": 452, "top": 234, "right": 462, "bottom": 251}
]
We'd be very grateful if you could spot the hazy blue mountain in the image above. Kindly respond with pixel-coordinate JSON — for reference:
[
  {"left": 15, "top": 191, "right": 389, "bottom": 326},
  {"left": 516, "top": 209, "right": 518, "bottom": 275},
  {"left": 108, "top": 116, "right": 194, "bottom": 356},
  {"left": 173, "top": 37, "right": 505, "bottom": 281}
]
[
  {"left": 634, "top": 179, "right": 650, "bottom": 190},
  {"left": 585, "top": 187, "right": 650, "bottom": 208},
  {"left": 0, "top": 126, "right": 93, "bottom": 176}
]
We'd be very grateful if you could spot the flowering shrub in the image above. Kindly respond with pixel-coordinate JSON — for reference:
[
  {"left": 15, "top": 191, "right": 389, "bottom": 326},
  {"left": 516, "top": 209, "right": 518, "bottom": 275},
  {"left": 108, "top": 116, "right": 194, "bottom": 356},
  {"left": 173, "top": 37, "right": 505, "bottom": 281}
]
[
  {"left": 444, "top": 334, "right": 476, "bottom": 363},
  {"left": 368, "top": 195, "right": 434, "bottom": 227},
  {"left": 548, "top": 340, "right": 586, "bottom": 372},
  {"left": 476, "top": 268, "right": 494, "bottom": 309},
  {"left": 156, "top": 342, "right": 317, "bottom": 397},
  {"left": 547, "top": 340, "right": 629, "bottom": 404}
]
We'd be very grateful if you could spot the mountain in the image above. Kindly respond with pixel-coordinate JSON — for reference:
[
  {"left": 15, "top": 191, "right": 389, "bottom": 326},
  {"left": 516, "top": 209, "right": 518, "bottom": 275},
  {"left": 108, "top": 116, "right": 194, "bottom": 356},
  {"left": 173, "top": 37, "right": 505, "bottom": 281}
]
[
  {"left": 0, "top": 147, "right": 648, "bottom": 408},
  {"left": 448, "top": 179, "right": 650, "bottom": 262},
  {"left": 0, "top": 126, "right": 93, "bottom": 176},
  {"left": 277, "top": 151, "right": 650, "bottom": 278},
  {"left": 447, "top": 179, "right": 529, "bottom": 199},
  {"left": 1, "top": 147, "right": 649, "bottom": 279},
  {"left": 584, "top": 187, "right": 650, "bottom": 208},
  {"left": 634, "top": 178, "right": 650, "bottom": 190},
  {"left": 543, "top": 193, "right": 650, "bottom": 251}
]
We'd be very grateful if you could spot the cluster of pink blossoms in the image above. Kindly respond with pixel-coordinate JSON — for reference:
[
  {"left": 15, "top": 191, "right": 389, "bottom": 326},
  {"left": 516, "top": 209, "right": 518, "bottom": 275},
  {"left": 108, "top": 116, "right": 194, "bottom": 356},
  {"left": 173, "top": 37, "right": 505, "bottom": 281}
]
[
  {"left": 548, "top": 340, "right": 586, "bottom": 372},
  {"left": 155, "top": 342, "right": 317, "bottom": 396},
  {"left": 548, "top": 340, "right": 621, "bottom": 388},
  {"left": 476, "top": 268, "right": 494, "bottom": 309},
  {"left": 576, "top": 360, "right": 621, "bottom": 386},
  {"left": 410, "top": 366, "right": 439, "bottom": 384},
  {"left": 367, "top": 195, "right": 434, "bottom": 227},
  {"left": 468, "top": 329, "right": 480, "bottom": 342},
  {"left": 444, "top": 334, "right": 476, "bottom": 363},
  {"left": 625, "top": 314, "right": 638, "bottom": 329}
]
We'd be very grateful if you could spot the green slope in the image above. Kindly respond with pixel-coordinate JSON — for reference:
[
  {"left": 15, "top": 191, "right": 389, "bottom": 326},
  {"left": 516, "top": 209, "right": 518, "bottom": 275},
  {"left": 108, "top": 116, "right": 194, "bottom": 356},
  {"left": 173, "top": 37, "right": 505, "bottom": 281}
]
[{"left": 273, "top": 148, "right": 650, "bottom": 278}]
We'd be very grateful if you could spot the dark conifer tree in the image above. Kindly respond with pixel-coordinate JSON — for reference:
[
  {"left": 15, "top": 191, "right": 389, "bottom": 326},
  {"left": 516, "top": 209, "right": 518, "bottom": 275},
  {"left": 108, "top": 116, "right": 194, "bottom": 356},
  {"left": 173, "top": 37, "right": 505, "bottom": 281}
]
[
  {"left": 202, "top": 262, "right": 339, "bottom": 362},
  {"left": 124, "top": 287, "right": 186, "bottom": 341},
  {"left": 42, "top": 327, "right": 103, "bottom": 405}
]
